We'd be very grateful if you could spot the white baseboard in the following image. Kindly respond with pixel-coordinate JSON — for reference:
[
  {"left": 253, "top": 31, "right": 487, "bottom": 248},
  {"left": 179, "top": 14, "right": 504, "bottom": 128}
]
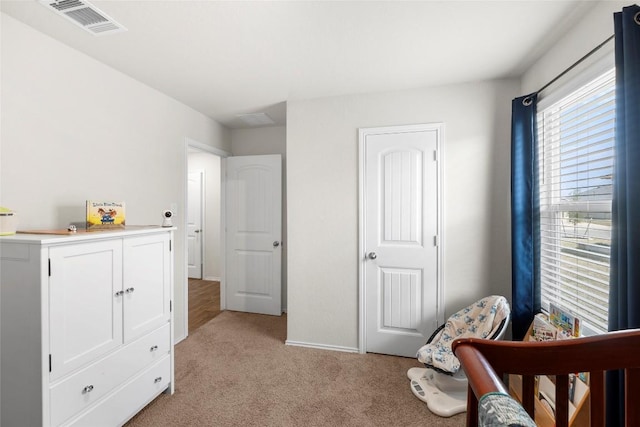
[
  {"left": 203, "top": 275, "right": 221, "bottom": 281},
  {"left": 285, "top": 340, "right": 359, "bottom": 353},
  {"left": 174, "top": 332, "right": 187, "bottom": 345}
]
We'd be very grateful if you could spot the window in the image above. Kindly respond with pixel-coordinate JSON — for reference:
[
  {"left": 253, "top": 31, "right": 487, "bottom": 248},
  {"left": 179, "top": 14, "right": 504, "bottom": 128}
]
[{"left": 537, "top": 68, "right": 615, "bottom": 335}]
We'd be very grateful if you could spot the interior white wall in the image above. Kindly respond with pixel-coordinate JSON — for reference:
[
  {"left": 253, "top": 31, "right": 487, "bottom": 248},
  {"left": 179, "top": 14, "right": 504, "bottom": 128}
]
[
  {"left": 521, "top": 1, "right": 626, "bottom": 95},
  {"left": 188, "top": 152, "right": 221, "bottom": 280},
  {"left": 286, "top": 79, "right": 520, "bottom": 350},
  {"left": 230, "top": 126, "right": 288, "bottom": 311},
  {"left": 0, "top": 13, "right": 231, "bottom": 343},
  {"left": 231, "top": 126, "right": 286, "bottom": 157}
]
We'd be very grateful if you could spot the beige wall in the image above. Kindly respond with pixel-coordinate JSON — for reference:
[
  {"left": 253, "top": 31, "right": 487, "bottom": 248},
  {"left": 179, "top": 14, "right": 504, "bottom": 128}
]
[
  {"left": 521, "top": 1, "right": 626, "bottom": 95},
  {"left": 231, "top": 126, "right": 286, "bottom": 157},
  {"left": 4, "top": 0, "right": 622, "bottom": 351},
  {"left": 286, "top": 79, "right": 519, "bottom": 350},
  {"left": 231, "top": 126, "right": 288, "bottom": 311},
  {"left": 0, "top": 13, "right": 231, "bottom": 342}
]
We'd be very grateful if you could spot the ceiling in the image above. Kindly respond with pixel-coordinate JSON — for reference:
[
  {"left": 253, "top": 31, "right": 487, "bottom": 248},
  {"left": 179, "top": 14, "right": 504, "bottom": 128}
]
[{"left": 1, "top": 1, "right": 597, "bottom": 129}]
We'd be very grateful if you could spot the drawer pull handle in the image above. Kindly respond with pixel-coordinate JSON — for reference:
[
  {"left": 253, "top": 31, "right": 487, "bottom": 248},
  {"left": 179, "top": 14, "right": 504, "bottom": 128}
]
[
  {"left": 125, "top": 287, "right": 135, "bottom": 294},
  {"left": 154, "top": 377, "right": 162, "bottom": 384},
  {"left": 114, "top": 290, "right": 124, "bottom": 297},
  {"left": 82, "top": 385, "right": 94, "bottom": 394},
  {"left": 150, "top": 345, "right": 159, "bottom": 352}
]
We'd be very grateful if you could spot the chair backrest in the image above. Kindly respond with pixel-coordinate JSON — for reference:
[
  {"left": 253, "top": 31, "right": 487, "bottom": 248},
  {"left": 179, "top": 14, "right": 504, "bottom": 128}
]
[
  {"left": 451, "top": 329, "right": 640, "bottom": 427},
  {"left": 487, "top": 311, "right": 510, "bottom": 341},
  {"left": 417, "top": 295, "right": 510, "bottom": 374},
  {"left": 425, "top": 307, "right": 510, "bottom": 345}
]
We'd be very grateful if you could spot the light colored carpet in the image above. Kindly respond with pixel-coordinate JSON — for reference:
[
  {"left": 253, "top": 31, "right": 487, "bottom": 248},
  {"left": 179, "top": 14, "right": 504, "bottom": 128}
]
[{"left": 126, "top": 311, "right": 466, "bottom": 427}]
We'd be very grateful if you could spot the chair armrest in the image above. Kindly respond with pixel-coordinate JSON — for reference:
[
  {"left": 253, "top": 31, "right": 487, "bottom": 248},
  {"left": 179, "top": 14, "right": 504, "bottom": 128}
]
[
  {"left": 453, "top": 342, "right": 535, "bottom": 427},
  {"left": 452, "top": 329, "right": 640, "bottom": 375},
  {"left": 454, "top": 344, "right": 508, "bottom": 397},
  {"left": 452, "top": 328, "right": 640, "bottom": 427}
]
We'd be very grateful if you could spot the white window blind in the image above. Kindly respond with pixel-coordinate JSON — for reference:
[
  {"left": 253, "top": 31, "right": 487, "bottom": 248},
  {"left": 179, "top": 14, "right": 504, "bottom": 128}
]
[{"left": 537, "top": 68, "right": 615, "bottom": 335}]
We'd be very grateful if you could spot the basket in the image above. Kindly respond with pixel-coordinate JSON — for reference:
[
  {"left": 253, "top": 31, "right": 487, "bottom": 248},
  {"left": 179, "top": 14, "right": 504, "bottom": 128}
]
[{"left": 0, "top": 207, "right": 17, "bottom": 235}]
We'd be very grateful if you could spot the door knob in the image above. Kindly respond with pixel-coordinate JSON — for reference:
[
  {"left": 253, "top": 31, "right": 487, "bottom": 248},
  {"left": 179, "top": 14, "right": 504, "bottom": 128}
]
[
  {"left": 273, "top": 241, "right": 280, "bottom": 247},
  {"left": 367, "top": 252, "right": 377, "bottom": 260}
]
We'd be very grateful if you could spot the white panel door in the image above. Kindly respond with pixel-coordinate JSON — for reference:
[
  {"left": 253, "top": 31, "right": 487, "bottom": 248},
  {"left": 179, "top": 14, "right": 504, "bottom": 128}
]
[
  {"left": 123, "top": 233, "right": 172, "bottom": 342},
  {"left": 49, "top": 240, "right": 123, "bottom": 380},
  {"left": 187, "top": 171, "right": 203, "bottom": 279},
  {"left": 225, "top": 155, "right": 282, "bottom": 316},
  {"left": 362, "top": 124, "right": 441, "bottom": 357}
]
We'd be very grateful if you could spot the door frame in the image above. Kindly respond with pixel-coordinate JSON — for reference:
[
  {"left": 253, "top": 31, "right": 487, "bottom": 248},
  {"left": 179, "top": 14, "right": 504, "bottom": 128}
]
[
  {"left": 182, "top": 137, "right": 231, "bottom": 340},
  {"left": 358, "top": 123, "right": 445, "bottom": 354},
  {"left": 187, "top": 169, "right": 205, "bottom": 280}
]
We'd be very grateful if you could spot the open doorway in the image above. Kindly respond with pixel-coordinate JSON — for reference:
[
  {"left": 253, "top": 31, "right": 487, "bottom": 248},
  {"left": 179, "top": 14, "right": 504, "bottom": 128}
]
[
  {"left": 182, "top": 128, "right": 288, "bottom": 339},
  {"left": 187, "top": 278, "right": 221, "bottom": 332},
  {"left": 185, "top": 140, "right": 229, "bottom": 334}
]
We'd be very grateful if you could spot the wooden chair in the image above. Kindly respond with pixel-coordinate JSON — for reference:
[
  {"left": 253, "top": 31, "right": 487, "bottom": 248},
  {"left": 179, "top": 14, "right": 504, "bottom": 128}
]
[{"left": 451, "top": 328, "right": 640, "bottom": 427}]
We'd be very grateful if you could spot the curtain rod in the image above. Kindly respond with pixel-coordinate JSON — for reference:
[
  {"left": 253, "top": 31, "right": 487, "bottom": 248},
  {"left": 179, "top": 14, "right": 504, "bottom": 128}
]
[{"left": 535, "top": 34, "right": 615, "bottom": 96}]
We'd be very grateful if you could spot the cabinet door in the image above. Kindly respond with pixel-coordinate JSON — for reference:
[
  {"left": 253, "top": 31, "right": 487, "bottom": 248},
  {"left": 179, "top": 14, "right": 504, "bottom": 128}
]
[
  {"left": 123, "top": 233, "right": 171, "bottom": 342},
  {"left": 49, "top": 240, "right": 123, "bottom": 380}
]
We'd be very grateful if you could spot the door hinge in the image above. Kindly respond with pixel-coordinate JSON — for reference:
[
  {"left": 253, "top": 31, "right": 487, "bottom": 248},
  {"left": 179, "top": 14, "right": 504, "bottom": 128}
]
[
  {"left": 49, "top": 354, "right": 52, "bottom": 372},
  {"left": 169, "top": 240, "right": 172, "bottom": 252},
  {"left": 433, "top": 150, "right": 438, "bottom": 161},
  {"left": 170, "top": 300, "right": 172, "bottom": 312},
  {"left": 48, "top": 259, "right": 51, "bottom": 277},
  {"left": 434, "top": 235, "right": 439, "bottom": 246}
]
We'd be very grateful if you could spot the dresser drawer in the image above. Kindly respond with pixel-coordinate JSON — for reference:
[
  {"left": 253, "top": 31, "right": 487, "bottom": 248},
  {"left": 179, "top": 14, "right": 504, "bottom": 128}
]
[
  {"left": 50, "top": 323, "right": 170, "bottom": 426},
  {"left": 63, "top": 356, "right": 171, "bottom": 427}
]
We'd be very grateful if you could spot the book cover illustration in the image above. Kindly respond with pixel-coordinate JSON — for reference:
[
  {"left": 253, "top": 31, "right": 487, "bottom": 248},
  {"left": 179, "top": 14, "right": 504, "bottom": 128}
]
[
  {"left": 549, "top": 303, "right": 581, "bottom": 338},
  {"left": 86, "top": 201, "right": 126, "bottom": 230},
  {"left": 531, "top": 313, "right": 557, "bottom": 341}
]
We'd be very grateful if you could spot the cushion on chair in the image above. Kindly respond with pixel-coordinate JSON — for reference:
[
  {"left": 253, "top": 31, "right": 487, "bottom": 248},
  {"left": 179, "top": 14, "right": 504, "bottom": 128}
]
[{"left": 416, "top": 295, "right": 509, "bottom": 373}]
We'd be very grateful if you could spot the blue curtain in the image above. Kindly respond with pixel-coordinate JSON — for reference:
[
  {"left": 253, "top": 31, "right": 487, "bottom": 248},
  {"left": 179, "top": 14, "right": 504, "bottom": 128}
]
[
  {"left": 511, "top": 94, "right": 541, "bottom": 341},
  {"left": 607, "top": 5, "right": 640, "bottom": 426}
]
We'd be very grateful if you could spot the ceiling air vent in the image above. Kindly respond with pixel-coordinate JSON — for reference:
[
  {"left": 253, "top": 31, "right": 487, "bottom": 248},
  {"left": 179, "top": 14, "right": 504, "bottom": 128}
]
[
  {"left": 236, "top": 113, "right": 275, "bottom": 127},
  {"left": 39, "top": 0, "right": 127, "bottom": 36}
]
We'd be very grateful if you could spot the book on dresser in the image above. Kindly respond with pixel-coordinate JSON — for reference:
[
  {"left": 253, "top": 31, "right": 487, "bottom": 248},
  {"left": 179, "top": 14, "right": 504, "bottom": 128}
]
[{"left": 0, "top": 226, "right": 175, "bottom": 427}]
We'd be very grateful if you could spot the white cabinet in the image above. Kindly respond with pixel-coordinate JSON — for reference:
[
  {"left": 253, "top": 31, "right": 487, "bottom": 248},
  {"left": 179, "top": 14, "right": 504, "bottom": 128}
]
[
  {"left": 0, "top": 227, "right": 175, "bottom": 427},
  {"left": 122, "top": 234, "right": 172, "bottom": 343},
  {"left": 49, "top": 240, "right": 124, "bottom": 380}
]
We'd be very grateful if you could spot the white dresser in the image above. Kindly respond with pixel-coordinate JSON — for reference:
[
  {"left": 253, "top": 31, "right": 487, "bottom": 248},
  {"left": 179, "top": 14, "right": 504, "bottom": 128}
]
[{"left": 0, "top": 227, "right": 175, "bottom": 426}]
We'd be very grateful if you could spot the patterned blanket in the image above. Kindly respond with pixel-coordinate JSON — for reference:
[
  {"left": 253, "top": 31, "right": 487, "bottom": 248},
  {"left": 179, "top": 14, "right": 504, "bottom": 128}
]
[
  {"left": 478, "top": 392, "right": 536, "bottom": 427},
  {"left": 416, "top": 295, "right": 510, "bottom": 373}
]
